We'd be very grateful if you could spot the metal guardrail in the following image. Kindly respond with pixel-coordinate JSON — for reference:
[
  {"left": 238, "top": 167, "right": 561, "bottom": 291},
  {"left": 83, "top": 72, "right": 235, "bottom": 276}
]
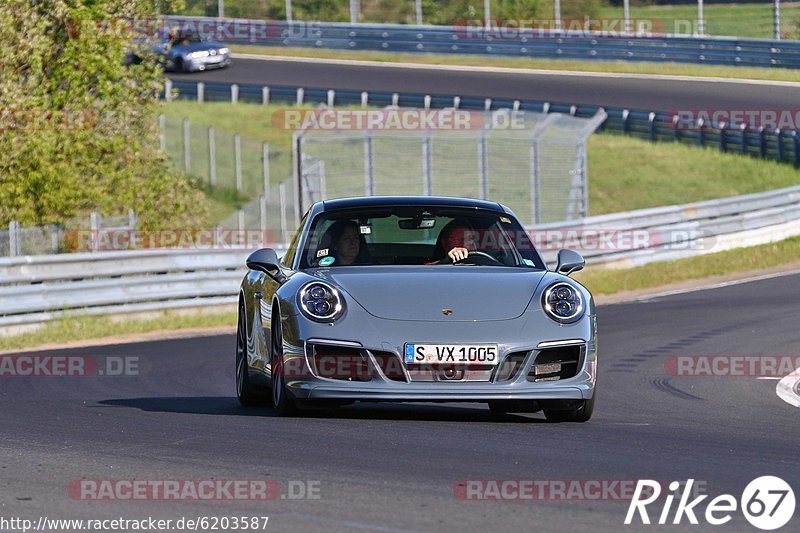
[
  {"left": 162, "top": 16, "right": 800, "bottom": 69},
  {"left": 166, "top": 79, "right": 800, "bottom": 168},
  {"left": 3, "top": 185, "right": 800, "bottom": 331}
]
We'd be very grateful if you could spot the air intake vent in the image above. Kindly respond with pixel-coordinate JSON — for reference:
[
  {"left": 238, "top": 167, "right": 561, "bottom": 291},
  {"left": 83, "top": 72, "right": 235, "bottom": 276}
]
[{"left": 528, "top": 345, "right": 582, "bottom": 382}]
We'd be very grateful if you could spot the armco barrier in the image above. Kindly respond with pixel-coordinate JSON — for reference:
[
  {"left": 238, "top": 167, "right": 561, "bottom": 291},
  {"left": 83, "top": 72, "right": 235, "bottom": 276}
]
[
  {"left": 3, "top": 185, "right": 800, "bottom": 331},
  {"left": 166, "top": 79, "right": 800, "bottom": 167},
  {"left": 162, "top": 16, "right": 800, "bottom": 70}
]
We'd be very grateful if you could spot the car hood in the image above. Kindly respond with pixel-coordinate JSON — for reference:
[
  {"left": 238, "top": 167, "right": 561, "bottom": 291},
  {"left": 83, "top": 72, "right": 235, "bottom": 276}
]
[
  {"left": 316, "top": 266, "right": 547, "bottom": 322},
  {"left": 173, "top": 40, "right": 225, "bottom": 52}
]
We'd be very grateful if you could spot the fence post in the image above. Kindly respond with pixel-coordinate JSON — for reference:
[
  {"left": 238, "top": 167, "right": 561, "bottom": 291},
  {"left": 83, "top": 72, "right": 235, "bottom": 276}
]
[
  {"left": 648, "top": 112, "right": 656, "bottom": 142},
  {"left": 296, "top": 88, "right": 304, "bottom": 105},
  {"left": 477, "top": 130, "right": 488, "bottom": 200},
  {"left": 777, "top": 129, "right": 784, "bottom": 161},
  {"left": 183, "top": 118, "right": 191, "bottom": 173},
  {"left": 237, "top": 208, "right": 245, "bottom": 233},
  {"left": 259, "top": 195, "right": 267, "bottom": 245},
  {"left": 528, "top": 113, "right": 559, "bottom": 225},
  {"left": 158, "top": 114, "right": 166, "bottom": 152},
  {"left": 197, "top": 82, "right": 205, "bottom": 103},
  {"left": 422, "top": 134, "right": 433, "bottom": 196},
  {"left": 262, "top": 142, "right": 270, "bottom": 198},
  {"left": 697, "top": 118, "right": 705, "bottom": 147},
  {"left": 8, "top": 220, "right": 20, "bottom": 257},
  {"left": 279, "top": 182, "right": 288, "bottom": 244},
  {"left": 793, "top": 131, "right": 800, "bottom": 167},
  {"left": 327, "top": 90, "right": 335, "bottom": 107},
  {"left": 622, "top": 109, "right": 630, "bottom": 134},
  {"left": 90, "top": 212, "right": 100, "bottom": 253},
  {"left": 231, "top": 84, "right": 239, "bottom": 104},
  {"left": 164, "top": 79, "right": 173, "bottom": 102},
  {"left": 740, "top": 124, "right": 748, "bottom": 154},
  {"left": 234, "top": 134, "right": 242, "bottom": 191},
  {"left": 759, "top": 128, "right": 767, "bottom": 157},
  {"left": 719, "top": 124, "right": 727, "bottom": 152},
  {"left": 128, "top": 209, "right": 136, "bottom": 228},
  {"left": 292, "top": 132, "right": 302, "bottom": 225},
  {"left": 262, "top": 86, "right": 270, "bottom": 105},
  {"left": 361, "top": 91, "right": 369, "bottom": 108},
  {"left": 364, "top": 133, "right": 375, "bottom": 195},
  {"left": 209, "top": 127, "right": 217, "bottom": 187}
]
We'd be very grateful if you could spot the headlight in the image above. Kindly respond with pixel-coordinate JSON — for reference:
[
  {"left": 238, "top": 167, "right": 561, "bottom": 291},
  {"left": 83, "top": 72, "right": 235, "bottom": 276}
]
[
  {"left": 189, "top": 50, "right": 210, "bottom": 59},
  {"left": 542, "top": 282, "right": 584, "bottom": 324},
  {"left": 218, "top": 47, "right": 229, "bottom": 55},
  {"left": 299, "top": 282, "right": 344, "bottom": 322}
]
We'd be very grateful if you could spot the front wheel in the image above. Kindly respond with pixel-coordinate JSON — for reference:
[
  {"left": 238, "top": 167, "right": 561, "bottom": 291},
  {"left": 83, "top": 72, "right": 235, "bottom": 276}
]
[
  {"left": 236, "top": 304, "right": 267, "bottom": 407},
  {"left": 270, "top": 319, "right": 298, "bottom": 416},
  {"left": 544, "top": 394, "right": 595, "bottom": 423}
]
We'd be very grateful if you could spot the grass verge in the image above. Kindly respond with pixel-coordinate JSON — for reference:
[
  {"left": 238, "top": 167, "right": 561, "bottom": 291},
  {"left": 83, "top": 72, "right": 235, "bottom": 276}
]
[
  {"left": 575, "top": 235, "right": 800, "bottom": 296},
  {"left": 230, "top": 44, "right": 800, "bottom": 83},
  {"left": 0, "top": 309, "right": 236, "bottom": 352}
]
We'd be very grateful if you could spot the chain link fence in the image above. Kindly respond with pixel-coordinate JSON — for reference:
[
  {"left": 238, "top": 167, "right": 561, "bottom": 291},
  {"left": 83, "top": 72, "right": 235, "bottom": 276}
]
[
  {"left": 160, "top": 114, "right": 294, "bottom": 199},
  {"left": 0, "top": 212, "right": 136, "bottom": 257},
  {"left": 295, "top": 110, "right": 606, "bottom": 225}
]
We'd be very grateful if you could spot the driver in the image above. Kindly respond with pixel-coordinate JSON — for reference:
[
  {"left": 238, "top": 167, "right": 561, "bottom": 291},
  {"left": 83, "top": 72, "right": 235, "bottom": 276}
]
[
  {"left": 430, "top": 219, "right": 478, "bottom": 264},
  {"left": 316, "top": 220, "right": 370, "bottom": 266}
]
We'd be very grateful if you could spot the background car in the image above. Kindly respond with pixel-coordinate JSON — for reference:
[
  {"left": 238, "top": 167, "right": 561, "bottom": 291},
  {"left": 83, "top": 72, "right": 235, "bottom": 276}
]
[
  {"left": 235, "top": 196, "right": 598, "bottom": 422},
  {"left": 126, "top": 27, "right": 231, "bottom": 73}
]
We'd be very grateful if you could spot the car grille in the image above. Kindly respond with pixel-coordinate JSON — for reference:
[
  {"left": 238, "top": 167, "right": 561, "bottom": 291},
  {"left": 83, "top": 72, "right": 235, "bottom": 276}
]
[
  {"left": 527, "top": 345, "right": 582, "bottom": 382},
  {"left": 307, "top": 344, "right": 372, "bottom": 382},
  {"left": 493, "top": 351, "right": 529, "bottom": 382}
]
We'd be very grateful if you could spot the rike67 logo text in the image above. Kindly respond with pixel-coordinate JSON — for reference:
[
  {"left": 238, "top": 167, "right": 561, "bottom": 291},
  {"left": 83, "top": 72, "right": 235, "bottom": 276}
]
[{"left": 626, "top": 477, "right": 795, "bottom": 530}]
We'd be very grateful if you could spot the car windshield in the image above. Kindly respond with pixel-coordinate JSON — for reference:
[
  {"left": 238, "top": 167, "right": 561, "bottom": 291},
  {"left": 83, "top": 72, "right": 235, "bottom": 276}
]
[{"left": 298, "top": 207, "right": 545, "bottom": 269}]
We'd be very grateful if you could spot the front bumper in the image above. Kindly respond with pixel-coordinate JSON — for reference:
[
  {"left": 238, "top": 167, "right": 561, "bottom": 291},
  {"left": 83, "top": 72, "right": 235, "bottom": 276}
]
[
  {"left": 282, "top": 339, "right": 597, "bottom": 403},
  {"left": 186, "top": 55, "right": 231, "bottom": 71}
]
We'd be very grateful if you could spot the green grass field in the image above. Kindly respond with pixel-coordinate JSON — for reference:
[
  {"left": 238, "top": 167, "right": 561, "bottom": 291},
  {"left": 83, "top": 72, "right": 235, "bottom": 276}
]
[
  {"left": 599, "top": 2, "right": 800, "bottom": 40},
  {"left": 164, "top": 101, "right": 800, "bottom": 218}
]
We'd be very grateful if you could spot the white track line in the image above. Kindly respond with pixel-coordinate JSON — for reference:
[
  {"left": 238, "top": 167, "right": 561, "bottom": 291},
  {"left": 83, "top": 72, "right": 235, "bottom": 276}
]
[
  {"left": 609, "top": 268, "right": 800, "bottom": 305},
  {"left": 777, "top": 368, "right": 800, "bottom": 408},
  {"left": 232, "top": 53, "right": 800, "bottom": 88}
]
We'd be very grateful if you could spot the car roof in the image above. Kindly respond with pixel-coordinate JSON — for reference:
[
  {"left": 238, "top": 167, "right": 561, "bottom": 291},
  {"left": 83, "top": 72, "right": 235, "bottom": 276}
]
[{"left": 320, "top": 196, "right": 507, "bottom": 213}]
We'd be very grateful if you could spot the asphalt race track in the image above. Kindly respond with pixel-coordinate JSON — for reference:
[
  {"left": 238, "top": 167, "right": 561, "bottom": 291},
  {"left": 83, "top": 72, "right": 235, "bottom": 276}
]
[
  {"left": 2, "top": 273, "right": 798, "bottom": 532},
  {"left": 168, "top": 56, "right": 800, "bottom": 113}
]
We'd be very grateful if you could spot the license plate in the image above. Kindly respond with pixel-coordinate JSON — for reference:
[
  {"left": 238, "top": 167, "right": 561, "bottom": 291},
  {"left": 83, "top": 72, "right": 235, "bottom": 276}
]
[{"left": 404, "top": 344, "right": 499, "bottom": 365}]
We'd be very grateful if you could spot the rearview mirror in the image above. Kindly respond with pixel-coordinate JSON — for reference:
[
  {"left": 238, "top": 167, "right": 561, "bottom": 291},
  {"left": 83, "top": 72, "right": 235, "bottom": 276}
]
[
  {"left": 246, "top": 248, "right": 282, "bottom": 277},
  {"left": 555, "top": 249, "right": 585, "bottom": 276}
]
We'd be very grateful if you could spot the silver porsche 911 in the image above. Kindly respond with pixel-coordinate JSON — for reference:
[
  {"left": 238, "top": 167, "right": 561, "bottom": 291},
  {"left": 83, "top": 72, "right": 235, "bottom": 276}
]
[{"left": 236, "top": 196, "right": 597, "bottom": 422}]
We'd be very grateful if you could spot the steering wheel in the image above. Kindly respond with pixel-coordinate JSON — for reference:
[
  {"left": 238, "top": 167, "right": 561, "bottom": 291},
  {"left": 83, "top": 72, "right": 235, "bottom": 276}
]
[{"left": 451, "top": 251, "right": 504, "bottom": 266}]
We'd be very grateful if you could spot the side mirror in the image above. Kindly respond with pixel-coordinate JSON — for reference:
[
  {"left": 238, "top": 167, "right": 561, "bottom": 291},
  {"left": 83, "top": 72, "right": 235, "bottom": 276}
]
[
  {"left": 555, "top": 249, "right": 585, "bottom": 276},
  {"left": 246, "top": 248, "right": 282, "bottom": 277}
]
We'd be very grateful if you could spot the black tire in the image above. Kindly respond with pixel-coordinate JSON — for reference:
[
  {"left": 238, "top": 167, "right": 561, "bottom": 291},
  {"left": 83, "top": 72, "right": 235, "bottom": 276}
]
[
  {"left": 488, "top": 401, "right": 508, "bottom": 417},
  {"left": 270, "top": 317, "right": 298, "bottom": 416},
  {"left": 544, "top": 394, "right": 595, "bottom": 423},
  {"left": 174, "top": 57, "right": 187, "bottom": 73},
  {"left": 236, "top": 304, "right": 267, "bottom": 407}
]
